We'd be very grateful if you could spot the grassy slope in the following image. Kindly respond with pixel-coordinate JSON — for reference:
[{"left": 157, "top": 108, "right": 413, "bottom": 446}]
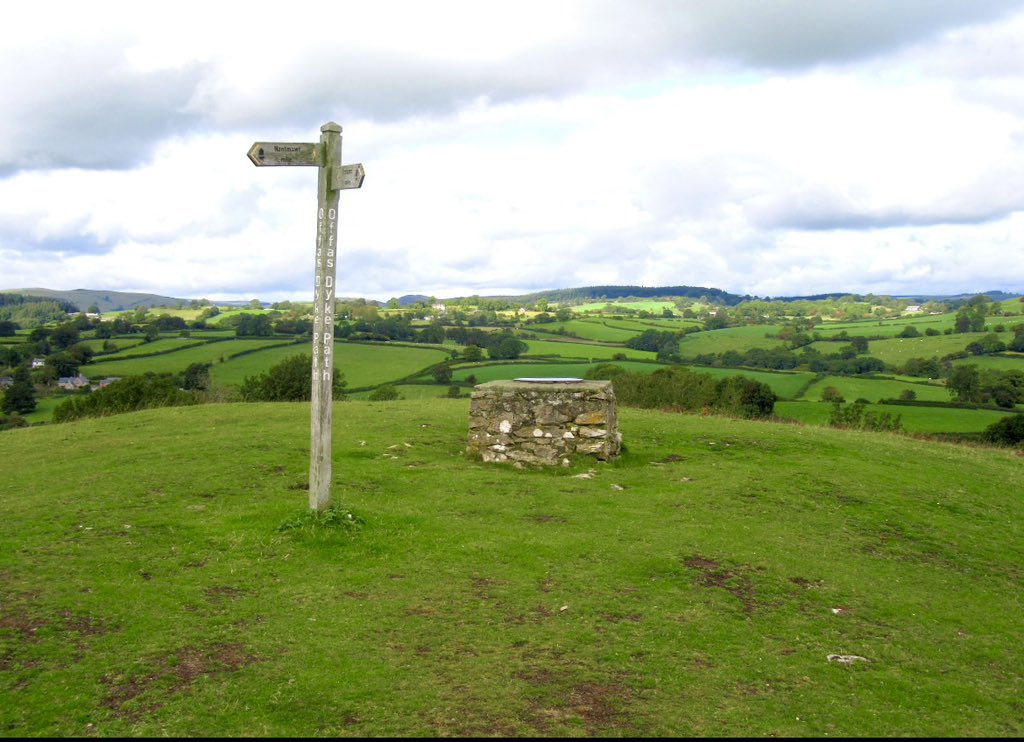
[{"left": 1, "top": 401, "right": 1021, "bottom": 737}]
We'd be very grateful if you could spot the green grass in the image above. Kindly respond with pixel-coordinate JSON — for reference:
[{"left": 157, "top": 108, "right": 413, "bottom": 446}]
[
  {"left": 775, "top": 399, "right": 1018, "bottom": 434},
  {"left": 824, "top": 332, "right": 1015, "bottom": 367},
  {"left": 951, "top": 354, "right": 1024, "bottom": 371},
  {"left": 0, "top": 401, "right": 1021, "bottom": 736},
  {"left": 798, "top": 376, "right": 951, "bottom": 403},
  {"left": 449, "top": 360, "right": 668, "bottom": 384},
  {"left": 530, "top": 319, "right": 640, "bottom": 343},
  {"left": 83, "top": 339, "right": 298, "bottom": 379},
  {"left": 574, "top": 300, "right": 678, "bottom": 313},
  {"left": 814, "top": 313, "right": 958, "bottom": 337},
  {"left": 678, "top": 325, "right": 786, "bottom": 356},
  {"left": 681, "top": 367, "right": 817, "bottom": 400},
  {"left": 524, "top": 339, "right": 657, "bottom": 361},
  {"left": 209, "top": 342, "right": 451, "bottom": 390}
]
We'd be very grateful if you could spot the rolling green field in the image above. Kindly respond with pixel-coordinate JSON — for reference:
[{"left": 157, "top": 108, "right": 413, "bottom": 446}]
[
  {"left": 775, "top": 399, "right": 1018, "bottom": 434},
  {"left": 813, "top": 314, "right": 958, "bottom": 338},
  {"left": 207, "top": 341, "right": 451, "bottom": 390},
  {"left": 574, "top": 300, "right": 678, "bottom": 313},
  {"left": 524, "top": 339, "right": 657, "bottom": 361},
  {"left": 839, "top": 331, "right": 1016, "bottom": 366},
  {"left": 531, "top": 319, "right": 641, "bottom": 343},
  {"left": 1, "top": 401, "right": 1021, "bottom": 736},
  {"left": 83, "top": 339, "right": 300, "bottom": 379},
  {"left": 798, "top": 375, "right": 950, "bottom": 403},
  {"left": 678, "top": 325, "right": 786, "bottom": 356},
  {"left": 449, "top": 360, "right": 668, "bottom": 384}
]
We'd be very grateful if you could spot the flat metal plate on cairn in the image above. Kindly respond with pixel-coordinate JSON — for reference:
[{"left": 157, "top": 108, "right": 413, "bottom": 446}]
[
  {"left": 514, "top": 377, "right": 584, "bottom": 383},
  {"left": 467, "top": 379, "right": 621, "bottom": 466}
]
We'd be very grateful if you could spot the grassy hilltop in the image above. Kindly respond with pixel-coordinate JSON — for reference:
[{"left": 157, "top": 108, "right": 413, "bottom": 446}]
[{"left": 1, "top": 399, "right": 1021, "bottom": 737}]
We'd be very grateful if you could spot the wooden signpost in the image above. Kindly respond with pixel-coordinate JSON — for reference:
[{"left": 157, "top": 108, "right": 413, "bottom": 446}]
[{"left": 248, "top": 122, "right": 364, "bottom": 511}]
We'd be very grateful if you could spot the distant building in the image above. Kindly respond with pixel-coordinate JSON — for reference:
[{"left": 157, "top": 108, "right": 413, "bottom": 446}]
[
  {"left": 0, "top": 377, "right": 12, "bottom": 389},
  {"left": 57, "top": 375, "right": 90, "bottom": 391},
  {"left": 31, "top": 358, "right": 45, "bottom": 369},
  {"left": 905, "top": 305, "right": 922, "bottom": 313}
]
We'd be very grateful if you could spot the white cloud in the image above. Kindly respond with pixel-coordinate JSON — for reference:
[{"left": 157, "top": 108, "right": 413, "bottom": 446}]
[{"left": 1, "top": 0, "right": 1023, "bottom": 300}]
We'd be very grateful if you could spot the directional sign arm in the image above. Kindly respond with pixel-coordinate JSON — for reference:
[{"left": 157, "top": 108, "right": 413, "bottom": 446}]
[
  {"left": 331, "top": 163, "right": 365, "bottom": 190},
  {"left": 247, "top": 142, "right": 321, "bottom": 166}
]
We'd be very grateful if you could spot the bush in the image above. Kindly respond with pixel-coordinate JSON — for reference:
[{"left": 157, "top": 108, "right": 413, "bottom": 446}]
[
  {"left": 584, "top": 363, "right": 627, "bottom": 380},
  {"left": 368, "top": 385, "right": 401, "bottom": 401},
  {"left": 53, "top": 374, "right": 196, "bottom": 422},
  {"left": 612, "top": 367, "right": 775, "bottom": 419},
  {"left": 982, "top": 415, "right": 1024, "bottom": 447},
  {"left": 820, "top": 386, "right": 844, "bottom": 403},
  {"left": 240, "top": 354, "right": 346, "bottom": 402}
]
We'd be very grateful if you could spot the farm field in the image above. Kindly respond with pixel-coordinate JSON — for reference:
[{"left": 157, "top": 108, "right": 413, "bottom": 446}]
[
  {"left": 524, "top": 338, "right": 657, "bottom": 361},
  {"left": 678, "top": 325, "right": 786, "bottom": 356},
  {"left": 83, "top": 338, "right": 300, "bottom": 379},
  {"left": 798, "top": 375, "right": 950, "bottom": 403},
  {"left": 951, "top": 353, "right": 1024, "bottom": 371},
  {"left": 448, "top": 360, "right": 668, "bottom": 384},
  {"left": 862, "top": 331, "right": 1016, "bottom": 366},
  {"left": 209, "top": 341, "right": 451, "bottom": 390},
  {"left": 682, "top": 367, "right": 817, "bottom": 400},
  {"left": 530, "top": 319, "right": 641, "bottom": 343},
  {"left": 775, "top": 399, "right": 1018, "bottom": 434},
  {"left": 813, "top": 314, "right": 957, "bottom": 338},
  {"left": 574, "top": 300, "right": 677, "bottom": 313}
]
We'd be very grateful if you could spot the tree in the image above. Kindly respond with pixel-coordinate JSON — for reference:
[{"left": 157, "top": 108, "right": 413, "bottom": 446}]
[
  {"left": 181, "top": 362, "right": 212, "bottom": 391},
  {"left": 983, "top": 415, "right": 1024, "bottom": 447},
  {"left": 489, "top": 335, "right": 528, "bottom": 360},
  {"left": 946, "top": 365, "right": 981, "bottom": 403},
  {"left": 240, "top": 355, "right": 345, "bottom": 401},
  {"left": 820, "top": 386, "right": 844, "bottom": 403},
  {"left": 368, "top": 385, "right": 400, "bottom": 401},
  {"left": 432, "top": 364, "right": 453, "bottom": 384},
  {"left": 1, "top": 365, "right": 36, "bottom": 415}
]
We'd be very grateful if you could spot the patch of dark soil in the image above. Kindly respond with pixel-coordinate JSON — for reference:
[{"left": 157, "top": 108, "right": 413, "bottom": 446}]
[
  {"left": 0, "top": 606, "right": 47, "bottom": 642},
  {"left": 658, "top": 454, "right": 685, "bottom": 463},
  {"left": 684, "top": 554, "right": 757, "bottom": 615},
  {"left": 526, "top": 514, "right": 567, "bottom": 524},
  {"left": 101, "top": 641, "right": 258, "bottom": 720}
]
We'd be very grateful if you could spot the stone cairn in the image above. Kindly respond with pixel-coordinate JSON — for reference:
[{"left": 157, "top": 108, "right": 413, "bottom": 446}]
[{"left": 467, "top": 379, "right": 621, "bottom": 466}]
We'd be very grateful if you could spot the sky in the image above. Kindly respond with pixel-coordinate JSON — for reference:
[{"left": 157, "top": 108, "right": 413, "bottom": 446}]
[{"left": 2, "top": 0, "right": 1023, "bottom": 303}]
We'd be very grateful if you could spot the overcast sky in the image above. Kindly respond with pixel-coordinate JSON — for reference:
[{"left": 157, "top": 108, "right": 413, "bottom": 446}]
[{"left": 2, "top": 0, "right": 1023, "bottom": 302}]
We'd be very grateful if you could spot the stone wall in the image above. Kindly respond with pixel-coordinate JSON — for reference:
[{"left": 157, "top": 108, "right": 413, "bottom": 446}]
[{"left": 467, "top": 379, "right": 621, "bottom": 466}]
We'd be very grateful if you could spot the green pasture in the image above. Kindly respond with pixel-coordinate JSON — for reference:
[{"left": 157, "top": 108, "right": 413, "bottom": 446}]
[
  {"left": 82, "top": 339, "right": 299, "bottom": 380},
  {"left": 814, "top": 313, "right": 957, "bottom": 338},
  {"left": 209, "top": 341, "right": 451, "bottom": 390},
  {"left": 798, "top": 376, "right": 951, "bottom": 403},
  {"left": 85, "top": 336, "right": 207, "bottom": 361},
  {"left": 859, "top": 331, "right": 1014, "bottom": 366},
  {"left": 524, "top": 338, "right": 657, "bottom": 361},
  {"left": 951, "top": 354, "right": 1024, "bottom": 372},
  {"left": 775, "top": 399, "right": 1018, "bottom": 434},
  {"left": 681, "top": 367, "right": 817, "bottom": 400},
  {"left": 76, "top": 337, "right": 146, "bottom": 354},
  {"left": 574, "top": 300, "right": 678, "bottom": 313},
  {"left": 1, "top": 401, "right": 1021, "bottom": 736},
  {"left": 531, "top": 319, "right": 639, "bottom": 343},
  {"left": 449, "top": 360, "right": 668, "bottom": 384},
  {"left": 678, "top": 325, "right": 786, "bottom": 356}
]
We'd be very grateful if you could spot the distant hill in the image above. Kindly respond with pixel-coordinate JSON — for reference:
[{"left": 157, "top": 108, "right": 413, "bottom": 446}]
[
  {"left": 479, "top": 285, "right": 753, "bottom": 306},
  {"left": 1, "top": 288, "right": 189, "bottom": 313}
]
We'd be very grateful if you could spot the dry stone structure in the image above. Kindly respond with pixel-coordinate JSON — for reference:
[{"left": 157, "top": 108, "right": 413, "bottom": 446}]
[{"left": 467, "top": 379, "right": 621, "bottom": 466}]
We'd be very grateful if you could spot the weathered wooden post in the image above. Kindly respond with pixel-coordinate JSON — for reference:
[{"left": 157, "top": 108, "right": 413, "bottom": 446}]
[{"left": 248, "top": 122, "right": 365, "bottom": 510}]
